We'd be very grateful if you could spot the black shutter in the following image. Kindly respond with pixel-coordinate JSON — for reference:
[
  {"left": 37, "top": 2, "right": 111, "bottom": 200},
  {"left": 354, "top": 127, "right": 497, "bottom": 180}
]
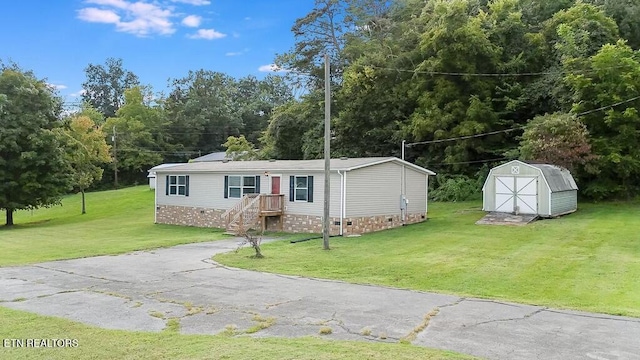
[
  {"left": 308, "top": 176, "right": 314, "bottom": 203},
  {"left": 255, "top": 175, "right": 261, "bottom": 193},
  {"left": 224, "top": 176, "right": 229, "bottom": 198},
  {"left": 289, "top": 176, "right": 295, "bottom": 202},
  {"left": 165, "top": 175, "right": 169, "bottom": 196},
  {"left": 185, "top": 176, "right": 190, "bottom": 197}
]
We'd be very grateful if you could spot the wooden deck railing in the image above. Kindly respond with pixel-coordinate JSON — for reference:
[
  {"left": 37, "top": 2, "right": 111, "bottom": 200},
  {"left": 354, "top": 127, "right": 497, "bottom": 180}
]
[
  {"left": 224, "top": 194, "right": 285, "bottom": 234},
  {"left": 222, "top": 193, "right": 259, "bottom": 227},
  {"left": 259, "top": 194, "right": 285, "bottom": 214}
]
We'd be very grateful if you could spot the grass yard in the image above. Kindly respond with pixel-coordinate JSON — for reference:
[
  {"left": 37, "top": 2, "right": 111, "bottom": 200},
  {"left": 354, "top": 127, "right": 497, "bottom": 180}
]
[
  {"left": 0, "top": 186, "right": 225, "bottom": 266},
  {"left": 216, "top": 201, "right": 640, "bottom": 317},
  {"left": 0, "top": 307, "right": 472, "bottom": 360},
  {"left": 0, "top": 186, "right": 472, "bottom": 359}
]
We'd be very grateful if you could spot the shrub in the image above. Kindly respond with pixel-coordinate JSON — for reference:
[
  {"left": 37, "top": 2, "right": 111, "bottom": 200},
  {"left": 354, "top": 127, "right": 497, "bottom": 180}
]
[{"left": 431, "top": 174, "right": 481, "bottom": 202}]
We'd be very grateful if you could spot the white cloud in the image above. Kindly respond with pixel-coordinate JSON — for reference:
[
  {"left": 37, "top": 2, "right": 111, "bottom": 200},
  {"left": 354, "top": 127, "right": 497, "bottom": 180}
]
[
  {"left": 225, "top": 52, "right": 242, "bottom": 56},
  {"left": 258, "top": 64, "right": 288, "bottom": 73},
  {"left": 70, "top": 89, "right": 87, "bottom": 97},
  {"left": 47, "top": 83, "right": 68, "bottom": 90},
  {"left": 188, "top": 28, "right": 226, "bottom": 40},
  {"left": 78, "top": 0, "right": 176, "bottom": 37},
  {"left": 77, "top": 7, "right": 120, "bottom": 23},
  {"left": 244, "top": 17, "right": 251, "bottom": 21},
  {"left": 181, "top": 15, "right": 201, "bottom": 27},
  {"left": 171, "top": 0, "right": 210, "bottom": 5}
]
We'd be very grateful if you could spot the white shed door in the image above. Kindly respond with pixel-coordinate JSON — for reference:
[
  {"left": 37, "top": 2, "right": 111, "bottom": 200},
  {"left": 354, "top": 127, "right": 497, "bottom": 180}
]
[
  {"left": 494, "top": 176, "right": 538, "bottom": 214},
  {"left": 515, "top": 177, "right": 537, "bottom": 214}
]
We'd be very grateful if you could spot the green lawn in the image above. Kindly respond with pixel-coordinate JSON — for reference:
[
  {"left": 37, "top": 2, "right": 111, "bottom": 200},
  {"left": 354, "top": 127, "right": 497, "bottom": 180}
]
[
  {"left": 0, "top": 186, "right": 472, "bottom": 359},
  {"left": 0, "top": 186, "right": 224, "bottom": 266},
  {"left": 216, "top": 201, "right": 640, "bottom": 317},
  {"left": 0, "top": 307, "right": 472, "bottom": 360}
]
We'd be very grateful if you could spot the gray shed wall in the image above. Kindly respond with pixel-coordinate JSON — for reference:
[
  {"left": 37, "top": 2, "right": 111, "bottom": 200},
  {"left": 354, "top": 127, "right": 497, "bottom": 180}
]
[{"left": 550, "top": 190, "right": 577, "bottom": 216}]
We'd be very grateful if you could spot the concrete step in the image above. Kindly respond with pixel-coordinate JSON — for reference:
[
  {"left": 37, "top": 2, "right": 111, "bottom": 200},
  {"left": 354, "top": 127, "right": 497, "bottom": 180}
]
[{"left": 476, "top": 212, "right": 539, "bottom": 226}]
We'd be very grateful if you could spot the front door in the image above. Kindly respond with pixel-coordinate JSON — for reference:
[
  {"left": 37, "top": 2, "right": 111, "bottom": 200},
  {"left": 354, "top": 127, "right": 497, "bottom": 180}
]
[{"left": 270, "top": 176, "right": 281, "bottom": 195}]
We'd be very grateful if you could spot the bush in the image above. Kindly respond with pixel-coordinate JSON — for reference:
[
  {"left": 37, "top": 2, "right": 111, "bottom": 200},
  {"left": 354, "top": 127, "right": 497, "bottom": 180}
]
[{"left": 431, "top": 174, "right": 482, "bottom": 202}]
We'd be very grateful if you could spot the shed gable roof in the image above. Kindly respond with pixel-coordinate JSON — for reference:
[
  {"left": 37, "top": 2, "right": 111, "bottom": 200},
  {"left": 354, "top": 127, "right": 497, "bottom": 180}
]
[
  {"left": 485, "top": 160, "right": 578, "bottom": 192},
  {"left": 153, "top": 157, "right": 435, "bottom": 175},
  {"left": 528, "top": 163, "right": 578, "bottom": 192}
]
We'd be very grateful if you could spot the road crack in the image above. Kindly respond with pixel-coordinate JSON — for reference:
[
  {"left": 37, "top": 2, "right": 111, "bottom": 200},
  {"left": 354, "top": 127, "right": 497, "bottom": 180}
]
[{"left": 467, "top": 307, "right": 547, "bottom": 327}]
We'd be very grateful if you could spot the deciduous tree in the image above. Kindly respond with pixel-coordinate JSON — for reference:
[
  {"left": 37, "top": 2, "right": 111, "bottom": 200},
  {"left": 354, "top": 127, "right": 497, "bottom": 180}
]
[
  {"left": 82, "top": 58, "right": 140, "bottom": 118},
  {"left": 57, "top": 116, "right": 111, "bottom": 214},
  {"left": 0, "top": 66, "right": 70, "bottom": 226}
]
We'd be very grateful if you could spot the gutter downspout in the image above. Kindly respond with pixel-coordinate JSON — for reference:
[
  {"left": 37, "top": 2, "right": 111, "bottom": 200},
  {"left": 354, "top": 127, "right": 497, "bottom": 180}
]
[
  {"left": 337, "top": 170, "right": 345, "bottom": 236},
  {"left": 154, "top": 173, "right": 158, "bottom": 224}
]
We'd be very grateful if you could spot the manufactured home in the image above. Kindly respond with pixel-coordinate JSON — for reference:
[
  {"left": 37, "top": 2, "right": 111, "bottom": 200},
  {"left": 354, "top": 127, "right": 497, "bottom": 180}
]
[{"left": 154, "top": 157, "right": 435, "bottom": 235}]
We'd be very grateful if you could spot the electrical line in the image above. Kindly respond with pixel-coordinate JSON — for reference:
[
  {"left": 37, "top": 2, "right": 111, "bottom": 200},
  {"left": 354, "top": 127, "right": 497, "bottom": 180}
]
[
  {"left": 406, "top": 127, "right": 525, "bottom": 147},
  {"left": 406, "top": 95, "right": 640, "bottom": 147},
  {"left": 425, "top": 157, "right": 510, "bottom": 166},
  {"left": 575, "top": 95, "right": 640, "bottom": 116}
]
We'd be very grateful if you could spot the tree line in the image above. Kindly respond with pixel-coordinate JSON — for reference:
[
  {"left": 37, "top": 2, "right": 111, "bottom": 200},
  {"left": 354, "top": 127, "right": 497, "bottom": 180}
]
[{"left": 3, "top": 0, "right": 640, "bottom": 225}]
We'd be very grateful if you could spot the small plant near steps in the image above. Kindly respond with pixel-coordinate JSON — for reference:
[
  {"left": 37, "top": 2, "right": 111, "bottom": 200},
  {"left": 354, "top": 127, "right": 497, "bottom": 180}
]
[{"left": 235, "top": 229, "right": 264, "bottom": 258}]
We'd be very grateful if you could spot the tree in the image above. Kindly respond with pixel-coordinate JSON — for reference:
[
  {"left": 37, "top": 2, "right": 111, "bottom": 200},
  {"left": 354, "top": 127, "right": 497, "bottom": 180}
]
[
  {"left": 565, "top": 40, "right": 640, "bottom": 198},
  {"left": 103, "top": 87, "right": 165, "bottom": 185},
  {"left": 57, "top": 116, "right": 111, "bottom": 214},
  {"left": 223, "top": 135, "right": 259, "bottom": 160},
  {"left": 0, "top": 67, "right": 70, "bottom": 226},
  {"left": 235, "top": 75, "right": 293, "bottom": 145},
  {"left": 164, "top": 70, "right": 243, "bottom": 155},
  {"left": 82, "top": 58, "right": 140, "bottom": 119},
  {"left": 261, "top": 99, "right": 319, "bottom": 160},
  {"left": 519, "top": 113, "right": 596, "bottom": 172}
]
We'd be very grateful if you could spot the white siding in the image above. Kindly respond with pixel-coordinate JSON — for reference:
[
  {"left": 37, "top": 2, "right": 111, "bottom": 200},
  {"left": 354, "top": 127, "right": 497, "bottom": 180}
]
[
  {"left": 405, "top": 168, "right": 427, "bottom": 214},
  {"left": 156, "top": 172, "right": 266, "bottom": 210},
  {"left": 346, "top": 162, "right": 402, "bottom": 217},
  {"left": 281, "top": 171, "right": 341, "bottom": 217}
]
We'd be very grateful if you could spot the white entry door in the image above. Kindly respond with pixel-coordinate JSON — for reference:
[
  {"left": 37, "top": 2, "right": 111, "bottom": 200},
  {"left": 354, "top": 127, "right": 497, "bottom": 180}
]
[{"left": 494, "top": 176, "right": 538, "bottom": 214}]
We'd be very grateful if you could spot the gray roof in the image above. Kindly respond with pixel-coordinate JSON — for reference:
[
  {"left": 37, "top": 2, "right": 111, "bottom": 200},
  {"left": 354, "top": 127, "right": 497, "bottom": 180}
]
[
  {"left": 154, "top": 157, "right": 436, "bottom": 175},
  {"left": 528, "top": 163, "right": 578, "bottom": 192},
  {"left": 190, "top": 151, "right": 230, "bottom": 162},
  {"left": 147, "top": 163, "right": 183, "bottom": 177}
]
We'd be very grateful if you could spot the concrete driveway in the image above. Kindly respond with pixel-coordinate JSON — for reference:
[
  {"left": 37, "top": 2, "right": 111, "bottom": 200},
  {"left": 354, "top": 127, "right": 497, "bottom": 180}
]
[{"left": 1, "top": 239, "right": 639, "bottom": 360}]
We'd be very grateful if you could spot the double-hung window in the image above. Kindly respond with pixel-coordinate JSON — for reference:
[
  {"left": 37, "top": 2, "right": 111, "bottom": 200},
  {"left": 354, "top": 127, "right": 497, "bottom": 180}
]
[
  {"left": 166, "top": 175, "right": 189, "bottom": 196},
  {"left": 225, "top": 175, "right": 260, "bottom": 198},
  {"left": 289, "top": 175, "right": 314, "bottom": 202}
]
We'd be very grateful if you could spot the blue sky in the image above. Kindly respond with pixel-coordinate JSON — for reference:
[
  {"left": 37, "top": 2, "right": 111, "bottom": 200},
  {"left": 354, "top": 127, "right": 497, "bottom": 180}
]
[{"left": 0, "top": 0, "right": 313, "bottom": 104}]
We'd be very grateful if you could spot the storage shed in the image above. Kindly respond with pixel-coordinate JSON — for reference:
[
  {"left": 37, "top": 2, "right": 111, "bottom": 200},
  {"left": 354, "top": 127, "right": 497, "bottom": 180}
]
[{"left": 482, "top": 160, "right": 578, "bottom": 217}]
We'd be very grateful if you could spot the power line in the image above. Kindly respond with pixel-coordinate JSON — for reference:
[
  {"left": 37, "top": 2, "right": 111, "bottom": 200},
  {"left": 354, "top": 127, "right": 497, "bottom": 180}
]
[
  {"left": 355, "top": 63, "right": 635, "bottom": 78},
  {"left": 406, "top": 95, "right": 640, "bottom": 147},
  {"left": 575, "top": 95, "right": 640, "bottom": 116},
  {"left": 406, "top": 127, "right": 525, "bottom": 147},
  {"left": 424, "top": 157, "right": 510, "bottom": 166}
]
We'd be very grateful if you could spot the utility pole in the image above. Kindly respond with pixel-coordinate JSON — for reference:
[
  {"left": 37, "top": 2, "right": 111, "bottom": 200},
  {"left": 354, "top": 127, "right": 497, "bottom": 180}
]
[
  {"left": 112, "top": 125, "right": 118, "bottom": 189},
  {"left": 323, "top": 53, "right": 331, "bottom": 250}
]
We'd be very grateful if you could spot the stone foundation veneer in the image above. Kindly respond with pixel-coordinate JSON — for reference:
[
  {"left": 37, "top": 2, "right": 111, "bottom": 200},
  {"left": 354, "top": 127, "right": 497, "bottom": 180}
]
[
  {"left": 272, "top": 212, "right": 426, "bottom": 235},
  {"left": 156, "top": 205, "right": 226, "bottom": 228},
  {"left": 156, "top": 205, "right": 427, "bottom": 235}
]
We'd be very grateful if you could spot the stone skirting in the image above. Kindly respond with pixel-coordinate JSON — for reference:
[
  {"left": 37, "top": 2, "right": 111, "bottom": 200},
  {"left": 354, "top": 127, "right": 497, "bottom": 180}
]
[
  {"left": 342, "top": 213, "right": 426, "bottom": 235},
  {"left": 156, "top": 205, "right": 226, "bottom": 228},
  {"left": 156, "top": 205, "right": 427, "bottom": 235},
  {"left": 279, "top": 214, "right": 342, "bottom": 235}
]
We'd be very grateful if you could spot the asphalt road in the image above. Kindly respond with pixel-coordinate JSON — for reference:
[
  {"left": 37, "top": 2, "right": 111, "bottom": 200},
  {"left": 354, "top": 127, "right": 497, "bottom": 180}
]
[{"left": 1, "top": 239, "right": 639, "bottom": 360}]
